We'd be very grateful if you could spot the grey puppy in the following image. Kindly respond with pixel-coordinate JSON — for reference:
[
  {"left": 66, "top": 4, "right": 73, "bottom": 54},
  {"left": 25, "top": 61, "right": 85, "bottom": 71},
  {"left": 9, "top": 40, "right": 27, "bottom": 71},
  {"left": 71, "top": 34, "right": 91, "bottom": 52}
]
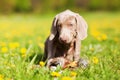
[{"left": 43, "top": 10, "right": 88, "bottom": 67}]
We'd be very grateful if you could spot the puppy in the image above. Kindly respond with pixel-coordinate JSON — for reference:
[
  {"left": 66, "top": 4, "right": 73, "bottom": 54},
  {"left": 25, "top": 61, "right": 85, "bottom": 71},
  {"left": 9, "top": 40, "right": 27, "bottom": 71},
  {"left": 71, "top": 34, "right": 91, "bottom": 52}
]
[{"left": 43, "top": 10, "right": 88, "bottom": 67}]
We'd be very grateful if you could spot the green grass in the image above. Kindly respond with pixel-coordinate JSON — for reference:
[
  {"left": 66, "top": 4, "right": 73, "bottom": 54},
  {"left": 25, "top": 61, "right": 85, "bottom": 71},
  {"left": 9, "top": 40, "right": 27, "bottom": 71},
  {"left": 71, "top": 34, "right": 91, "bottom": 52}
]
[{"left": 0, "top": 12, "right": 120, "bottom": 80}]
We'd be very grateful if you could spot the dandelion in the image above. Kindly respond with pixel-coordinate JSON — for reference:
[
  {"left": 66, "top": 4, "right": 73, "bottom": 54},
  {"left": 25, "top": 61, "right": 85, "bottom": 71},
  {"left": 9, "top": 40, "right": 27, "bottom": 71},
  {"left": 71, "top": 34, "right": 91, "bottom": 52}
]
[
  {"left": 91, "top": 30, "right": 101, "bottom": 41},
  {"left": 1, "top": 47, "right": 8, "bottom": 53},
  {"left": 20, "top": 48, "right": 27, "bottom": 53},
  {"left": 0, "top": 74, "right": 4, "bottom": 80},
  {"left": 39, "top": 61, "right": 45, "bottom": 67},
  {"left": 51, "top": 72, "right": 61, "bottom": 77},
  {"left": 70, "top": 71, "right": 77, "bottom": 77},
  {"left": 91, "top": 29, "right": 107, "bottom": 41},
  {"left": 92, "top": 57, "right": 99, "bottom": 64},
  {"left": 91, "top": 30, "right": 100, "bottom": 37},
  {"left": 9, "top": 42, "right": 20, "bottom": 49},
  {"left": 14, "top": 42, "right": 20, "bottom": 47},
  {"left": 20, "top": 48, "right": 27, "bottom": 57},
  {"left": 101, "top": 34, "right": 107, "bottom": 40},
  {"left": 61, "top": 76, "right": 72, "bottom": 80}
]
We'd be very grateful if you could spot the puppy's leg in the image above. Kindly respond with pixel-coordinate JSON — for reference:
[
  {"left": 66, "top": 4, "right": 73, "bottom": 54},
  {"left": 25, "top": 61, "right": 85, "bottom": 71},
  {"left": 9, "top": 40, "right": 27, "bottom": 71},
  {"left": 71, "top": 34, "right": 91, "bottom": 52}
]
[
  {"left": 44, "top": 38, "right": 56, "bottom": 61},
  {"left": 74, "top": 40, "right": 81, "bottom": 61}
]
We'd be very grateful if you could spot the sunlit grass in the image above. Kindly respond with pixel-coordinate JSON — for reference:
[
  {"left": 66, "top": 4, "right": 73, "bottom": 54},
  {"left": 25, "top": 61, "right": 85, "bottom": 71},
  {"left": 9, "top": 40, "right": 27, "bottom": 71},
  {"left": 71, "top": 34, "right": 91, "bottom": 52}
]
[{"left": 0, "top": 12, "right": 120, "bottom": 80}]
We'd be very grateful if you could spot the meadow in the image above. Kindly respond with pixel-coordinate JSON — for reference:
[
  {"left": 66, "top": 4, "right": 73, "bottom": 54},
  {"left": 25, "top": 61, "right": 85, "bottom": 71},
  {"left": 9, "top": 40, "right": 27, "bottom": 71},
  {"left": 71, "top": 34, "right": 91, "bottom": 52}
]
[{"left": 0, "top": 12, "right": 120, "bottom": 80}]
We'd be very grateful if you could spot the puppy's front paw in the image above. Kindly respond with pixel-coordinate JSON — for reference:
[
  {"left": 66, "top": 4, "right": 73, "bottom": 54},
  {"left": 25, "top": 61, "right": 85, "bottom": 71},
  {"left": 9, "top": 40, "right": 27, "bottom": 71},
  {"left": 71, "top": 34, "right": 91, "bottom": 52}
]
[
  {"left": 46, "top": 59, "right": 54, "bottom": 68},
  {"left": 47, "top": 58, "right": 62, "bottom": 70},
  {"left": 47, "top": 57, "right": 69, "bottom": 70}
]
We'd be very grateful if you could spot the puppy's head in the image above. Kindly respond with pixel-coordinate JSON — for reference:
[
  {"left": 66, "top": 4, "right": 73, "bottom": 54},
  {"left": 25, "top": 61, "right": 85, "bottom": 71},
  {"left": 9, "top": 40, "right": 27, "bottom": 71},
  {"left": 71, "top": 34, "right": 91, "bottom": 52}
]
[
  {"left": 49, "top": 10, "right": 88, "bottom": 44},
  {"left": 57, "top": 14, "right": 77, "bottom": 44}
]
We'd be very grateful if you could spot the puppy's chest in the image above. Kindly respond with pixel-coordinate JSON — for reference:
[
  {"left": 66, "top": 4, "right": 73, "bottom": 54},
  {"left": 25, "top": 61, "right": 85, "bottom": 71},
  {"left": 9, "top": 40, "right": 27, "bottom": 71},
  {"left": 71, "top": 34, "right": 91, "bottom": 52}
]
[{"left": 55, "top": 43, "right": 75, "bottom": 57}]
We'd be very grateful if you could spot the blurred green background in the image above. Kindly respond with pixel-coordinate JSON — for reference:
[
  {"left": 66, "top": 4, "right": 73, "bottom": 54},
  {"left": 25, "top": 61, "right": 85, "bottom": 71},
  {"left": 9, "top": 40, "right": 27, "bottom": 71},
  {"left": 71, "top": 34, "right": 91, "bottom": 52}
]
[{"left": 0, "top": 0, "right": 120, "bottom": 14}]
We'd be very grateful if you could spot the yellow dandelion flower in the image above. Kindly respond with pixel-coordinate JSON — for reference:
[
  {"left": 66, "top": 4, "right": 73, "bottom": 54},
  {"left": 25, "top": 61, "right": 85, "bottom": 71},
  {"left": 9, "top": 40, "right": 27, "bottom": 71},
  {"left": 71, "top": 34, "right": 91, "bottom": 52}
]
[
  {"left": 92, "top": 57, "right": 99, "bottom": 64},
  {"left": 20, "top": 48, "right": 27, "bottom": 57},
  {"left": 9, "top": 42, "right": 20, "bottom": 49},
  {"left": 101, "top": 34, "right": 107, "bottom": 40},
  {"left": 51, "top": 72, "right": 61, "bottom": 77},
  {"left": 9, "top": 43, "right": 15, "bottom": 49},
  {"left": 39, "top": 61, "right": 45, "bottom": 67},
  {"left": 20, "top": 48, "right": 27, "bottom": 54},
  {"left": 14, "top": 42, "right": 20, "bottom": 47},
  {"left": 61, "top": 76, "right": 72, "bottom": 80},
  {"left": 91, "top": 31, "right": 100, "bottom": 37},
  {"left": 70, "top": 71, "right": 77, "bottom": 77},
  {"left": 1, "top": 47, "right": 8, "bottom": 53},
  {"left": 91, "top": 30, "right": 107, "bottom": 41},
  {"left": 0, "top": 74, "right": 4, "bottom": 80}
]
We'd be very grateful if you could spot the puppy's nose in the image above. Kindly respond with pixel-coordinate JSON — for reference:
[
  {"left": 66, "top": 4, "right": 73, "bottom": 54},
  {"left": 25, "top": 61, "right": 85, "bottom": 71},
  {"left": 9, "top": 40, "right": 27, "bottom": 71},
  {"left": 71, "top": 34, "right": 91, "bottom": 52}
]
[{"left": 59, "top": 37, "right": 67, "bottom": 43}]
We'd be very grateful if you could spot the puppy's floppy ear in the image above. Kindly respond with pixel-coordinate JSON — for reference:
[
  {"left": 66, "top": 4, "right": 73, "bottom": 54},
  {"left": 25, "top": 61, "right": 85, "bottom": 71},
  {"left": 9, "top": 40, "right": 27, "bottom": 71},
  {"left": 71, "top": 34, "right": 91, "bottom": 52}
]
[
  {"left": 49, "top": 15, "right": 58, "bottom": 40},
  {"left": 75, "top": 14, "right": 88, "bottom": 40}
]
